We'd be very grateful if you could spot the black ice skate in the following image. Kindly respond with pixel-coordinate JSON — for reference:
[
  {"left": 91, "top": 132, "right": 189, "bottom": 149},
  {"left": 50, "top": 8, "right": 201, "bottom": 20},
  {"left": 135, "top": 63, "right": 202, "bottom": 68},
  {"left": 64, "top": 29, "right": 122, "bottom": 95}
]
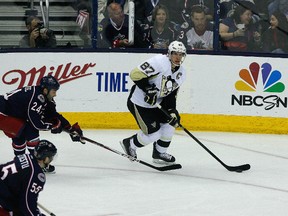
[
  {"left": 43, "top": 164, "right": 56, "bottom": 174},
  {"left": 152, "top": 143, "right": 175, "bottom": 165},
  {"left": 120, "top": 137, "right": 137, "bottom": 161}
]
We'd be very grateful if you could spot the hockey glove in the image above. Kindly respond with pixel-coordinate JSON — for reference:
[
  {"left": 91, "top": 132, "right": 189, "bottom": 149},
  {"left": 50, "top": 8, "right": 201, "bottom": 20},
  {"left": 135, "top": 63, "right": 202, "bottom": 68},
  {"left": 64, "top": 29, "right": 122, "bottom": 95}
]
[
  {"left": 144, "top": 84, "right": 158, "bottom": 106},
  {"left": 68, "top": 122, "right": 85, "bottom": 144},
  {"left": 167, "top": 108, "right": 180, "bottom": 128},
  {"left": 50, "top": 118, "right": 62, "bottom": 134}
]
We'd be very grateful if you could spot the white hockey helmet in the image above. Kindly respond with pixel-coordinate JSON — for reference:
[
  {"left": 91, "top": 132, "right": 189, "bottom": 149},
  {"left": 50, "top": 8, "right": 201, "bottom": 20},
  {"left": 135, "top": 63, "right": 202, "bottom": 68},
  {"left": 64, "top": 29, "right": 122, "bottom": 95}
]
[{"left": 168, "top": 41, "right": 187, "bottom": 66}]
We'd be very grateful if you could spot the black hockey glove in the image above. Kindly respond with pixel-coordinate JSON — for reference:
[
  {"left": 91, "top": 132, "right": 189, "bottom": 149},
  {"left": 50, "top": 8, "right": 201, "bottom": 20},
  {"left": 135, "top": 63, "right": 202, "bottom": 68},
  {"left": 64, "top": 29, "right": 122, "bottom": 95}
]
[
  {"left": 144, "top": 84, "right": 158, "bottom": 106},
  {"left": 50, "top": 118, "right": 62, "bottom": 134},
  {"left": 167, "top": 108, "right": 180, "bottom": 128},
  {"left": 67, "top": 122, "right": 85, "bottom": 144}
]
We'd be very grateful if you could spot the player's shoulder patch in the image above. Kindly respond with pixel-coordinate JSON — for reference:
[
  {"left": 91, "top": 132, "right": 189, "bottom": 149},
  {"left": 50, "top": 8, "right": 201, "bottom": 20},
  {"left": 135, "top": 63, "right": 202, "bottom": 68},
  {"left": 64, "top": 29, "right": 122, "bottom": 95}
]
[
  {"left": 38, "top": 173, "right": 46, "bottom": 182},
  {"left": 176, "top": 72, "right": 183, "bottom": 80},
  {"left": 38, "top": 94, "right": 45, "bottom": 103}
]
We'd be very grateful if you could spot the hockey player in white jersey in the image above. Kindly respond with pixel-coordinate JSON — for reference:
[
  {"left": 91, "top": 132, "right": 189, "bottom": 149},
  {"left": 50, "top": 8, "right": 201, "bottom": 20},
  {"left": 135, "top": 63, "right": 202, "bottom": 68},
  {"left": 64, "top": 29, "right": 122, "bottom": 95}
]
[{"left": 120, "top": 40, "right": 187, "bottom": 164}]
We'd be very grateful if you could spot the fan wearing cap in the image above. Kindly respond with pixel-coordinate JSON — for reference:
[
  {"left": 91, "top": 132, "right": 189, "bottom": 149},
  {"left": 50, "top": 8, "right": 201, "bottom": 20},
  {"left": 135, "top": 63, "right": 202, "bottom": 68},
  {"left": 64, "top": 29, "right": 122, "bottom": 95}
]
[
  {"left": 0, "top": 75, "right": 84, "bottom": 173},
  {"left": 0, "top": 140, "right": 57, "bottom": 216}
]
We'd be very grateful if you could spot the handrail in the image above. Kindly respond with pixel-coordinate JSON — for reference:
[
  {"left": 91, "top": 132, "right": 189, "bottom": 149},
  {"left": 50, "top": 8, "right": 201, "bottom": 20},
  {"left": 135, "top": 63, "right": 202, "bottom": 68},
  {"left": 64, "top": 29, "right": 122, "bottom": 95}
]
[
  {"left": 39, "top": 0, "right": 50, "bottom": 28},
  {"left": 128, "top": 0, "right": 135, "bottom": 45}
]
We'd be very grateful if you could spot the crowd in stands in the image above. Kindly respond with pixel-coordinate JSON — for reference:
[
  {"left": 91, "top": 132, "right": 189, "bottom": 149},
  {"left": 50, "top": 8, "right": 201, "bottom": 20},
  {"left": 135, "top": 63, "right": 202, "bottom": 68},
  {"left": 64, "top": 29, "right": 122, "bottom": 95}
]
[
  {"left": 16, "top": 0, "right": 288, "bottom": 54},
  {"left": 95, "top": 0, "right": 288, "bottom": 53}
]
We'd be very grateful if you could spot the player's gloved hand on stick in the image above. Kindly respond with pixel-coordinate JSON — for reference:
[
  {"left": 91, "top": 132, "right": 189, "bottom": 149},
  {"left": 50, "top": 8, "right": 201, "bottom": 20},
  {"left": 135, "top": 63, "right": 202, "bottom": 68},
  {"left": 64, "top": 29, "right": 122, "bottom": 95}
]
[
  {"left": 144, "top": 84, "right": 158, "bottom": 106},
  {"left": 50, "top": 118, "right": 62, "bottom": 134},
  {"left": 167, "top": 108, "right": 180, "bottom": 128},
  {"left": 68, "top": 122, "right": 85, "bottom": 144}
]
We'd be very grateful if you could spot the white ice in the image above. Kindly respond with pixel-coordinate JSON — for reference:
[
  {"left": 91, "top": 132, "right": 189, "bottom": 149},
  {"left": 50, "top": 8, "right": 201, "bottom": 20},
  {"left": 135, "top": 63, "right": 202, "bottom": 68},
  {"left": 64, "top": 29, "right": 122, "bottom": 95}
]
[{"left": 1, "top": 129, "right": 288, "bottom": 216}]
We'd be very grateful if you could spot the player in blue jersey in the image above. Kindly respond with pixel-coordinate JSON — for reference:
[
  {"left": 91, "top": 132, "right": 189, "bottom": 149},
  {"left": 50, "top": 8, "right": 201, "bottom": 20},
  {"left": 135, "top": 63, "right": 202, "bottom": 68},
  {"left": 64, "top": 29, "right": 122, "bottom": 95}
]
[
  {"left": 0, "top": 140, "right": 57, "bottom": 216},
  {"left": 0, "top": 75, "right": 84, "bottom": 173},
  {"left": 120, "top": 40, "right": 187, "bottom": 164}
]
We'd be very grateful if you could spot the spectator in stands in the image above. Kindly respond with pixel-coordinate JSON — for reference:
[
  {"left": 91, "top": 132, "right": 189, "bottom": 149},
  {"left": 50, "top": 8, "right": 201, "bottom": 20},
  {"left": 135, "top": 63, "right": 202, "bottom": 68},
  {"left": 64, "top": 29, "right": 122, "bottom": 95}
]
[
  {"left": 134, "top": 0, "right": 186, "bottom": 43},
  {"left": 185, "top": 0, "right": 214, "bottom": 21},
  {"left": 148, "top": 4, "right": 175, "bottom": 49},
  {"left": 186, "top": 6, "right": 213, "bottom": 50},
  {"left": 220, "top": 0, "right": 260, "bottom": 24},
  {"left": 19, "top": 16, "right": 56, "bottom": 48},
  {"left": 153, "top": 1, "right": 213, "bottom": 46},
  {"left": 98, "top": 2, "right": 148, "bottom": 48},
  {"left": 156, "top": 0, "right": 189, "bottom": 45},
  {"left": 219, "top": 3, "right": 261, "bottom": 51},
  {"left": 159, "top": 0, "right": 189, "bottom": 25},
  {"left": 99, "top": 0, "right": 129, "bottom": 23},
  {"left": 107, "top": 0, "right": 129, "bottom": 14},
  {"left": 262, "top": 11, "right": 288, "bottom": 53},
  {"left": 134, "top": 0, "right": 160, "bottom": 33},
  {"left": 153, "top": 0, "right": 214, "bottom": 27}
]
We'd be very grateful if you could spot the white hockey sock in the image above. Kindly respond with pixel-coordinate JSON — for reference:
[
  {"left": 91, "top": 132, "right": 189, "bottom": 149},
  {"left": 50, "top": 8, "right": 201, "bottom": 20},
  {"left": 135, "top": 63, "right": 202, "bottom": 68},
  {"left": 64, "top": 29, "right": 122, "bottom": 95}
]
[
  {"left": 129, "top": 139, "right": 137, "bottom": 150},
  {"left": 155, "top": 143, "right": 167, "bottom": 154}
]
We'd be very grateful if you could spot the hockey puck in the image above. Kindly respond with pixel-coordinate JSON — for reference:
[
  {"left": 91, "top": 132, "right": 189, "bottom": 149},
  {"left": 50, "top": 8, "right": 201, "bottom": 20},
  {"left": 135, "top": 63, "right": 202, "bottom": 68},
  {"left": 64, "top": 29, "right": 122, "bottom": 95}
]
[{"left": 235, "top": 169, "right": 243, "bottom": 173}]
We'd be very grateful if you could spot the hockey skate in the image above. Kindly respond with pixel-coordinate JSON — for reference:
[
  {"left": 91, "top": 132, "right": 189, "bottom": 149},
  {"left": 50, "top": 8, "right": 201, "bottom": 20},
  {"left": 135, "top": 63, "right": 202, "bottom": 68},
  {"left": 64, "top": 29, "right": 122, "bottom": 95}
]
[
  {"left": 152, "top": 143, "right": 175, "bottom": 165},
  {"left": 43, "top": 164, "right": 56, "bottom": 174},
  {"left": 120, "top": 137, "right": 137, "bottom": 161}
]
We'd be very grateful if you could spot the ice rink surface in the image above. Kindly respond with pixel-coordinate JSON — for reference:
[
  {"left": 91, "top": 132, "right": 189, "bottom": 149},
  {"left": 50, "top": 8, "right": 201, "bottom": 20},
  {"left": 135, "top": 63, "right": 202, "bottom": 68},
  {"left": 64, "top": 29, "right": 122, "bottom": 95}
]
[{"left": 1, "top": 129, "right": 288, "bottom": 216}]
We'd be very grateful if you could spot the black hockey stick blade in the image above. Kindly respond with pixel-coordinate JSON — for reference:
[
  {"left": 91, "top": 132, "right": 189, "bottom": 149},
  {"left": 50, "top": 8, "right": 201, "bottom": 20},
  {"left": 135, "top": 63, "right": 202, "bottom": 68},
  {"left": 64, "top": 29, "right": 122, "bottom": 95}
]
[
  {"left": 139, "top": 160, "right": 182, "bottom": 171},
  {"left": 226, "top": 164, "right": 251, "bottom": 172},
  {"left": 81, "top": 136, "right": 182, "bottom": 172},
  {"left": 156, "top": 104, "right": 251, "bottom": 172}
]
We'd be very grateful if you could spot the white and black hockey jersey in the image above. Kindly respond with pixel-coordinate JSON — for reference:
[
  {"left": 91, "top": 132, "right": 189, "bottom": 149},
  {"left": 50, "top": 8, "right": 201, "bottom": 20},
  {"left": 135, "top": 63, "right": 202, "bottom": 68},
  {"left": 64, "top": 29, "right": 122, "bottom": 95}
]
[{"left": 130, "top": 54, "right": 186, "bottom": 108}]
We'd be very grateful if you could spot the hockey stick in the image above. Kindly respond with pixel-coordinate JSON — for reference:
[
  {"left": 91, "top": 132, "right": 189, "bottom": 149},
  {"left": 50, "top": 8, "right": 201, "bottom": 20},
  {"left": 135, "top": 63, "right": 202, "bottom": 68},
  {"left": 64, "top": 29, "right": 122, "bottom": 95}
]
[
  {"left": 76, "top": 135, "right": 182, "bottom": 172},
  {"left": 37, "top": 202, "right": 56, "bottom": 216},
  {"left": 156, "top": 104, "right": 251, "bottom": 172}
]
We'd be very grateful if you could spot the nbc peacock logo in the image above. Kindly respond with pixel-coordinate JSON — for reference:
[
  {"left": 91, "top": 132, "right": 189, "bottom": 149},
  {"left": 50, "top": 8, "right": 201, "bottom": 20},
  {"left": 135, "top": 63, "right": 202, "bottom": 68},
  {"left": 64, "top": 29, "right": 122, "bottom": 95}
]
[
  {"left": 235, "top": 62, "right": 285, "bottom": 92},
  {"left": 231, "top": 62, "right": 287, "bottom": 110}
]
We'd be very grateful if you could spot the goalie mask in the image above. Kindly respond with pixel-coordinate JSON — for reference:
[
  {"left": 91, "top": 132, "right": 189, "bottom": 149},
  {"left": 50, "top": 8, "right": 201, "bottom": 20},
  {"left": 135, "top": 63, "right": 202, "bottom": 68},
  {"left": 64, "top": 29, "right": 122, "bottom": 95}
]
[{"left": 168, "top": 41, "right": 187, "bottom": 66}]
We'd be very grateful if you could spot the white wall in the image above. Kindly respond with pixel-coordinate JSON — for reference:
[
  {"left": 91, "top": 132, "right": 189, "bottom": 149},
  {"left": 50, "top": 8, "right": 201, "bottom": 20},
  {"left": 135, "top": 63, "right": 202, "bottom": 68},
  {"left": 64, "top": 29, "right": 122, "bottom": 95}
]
[{"left": 1, "top": 52, "right": 287, "bottom": 117}]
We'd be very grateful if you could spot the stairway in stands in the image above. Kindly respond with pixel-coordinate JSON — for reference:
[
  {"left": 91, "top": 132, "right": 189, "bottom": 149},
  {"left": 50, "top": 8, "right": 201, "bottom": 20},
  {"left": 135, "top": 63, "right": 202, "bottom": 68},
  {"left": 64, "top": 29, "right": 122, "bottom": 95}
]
[{"left": 0, "top": 0, "right": 85, "bottom": 48}]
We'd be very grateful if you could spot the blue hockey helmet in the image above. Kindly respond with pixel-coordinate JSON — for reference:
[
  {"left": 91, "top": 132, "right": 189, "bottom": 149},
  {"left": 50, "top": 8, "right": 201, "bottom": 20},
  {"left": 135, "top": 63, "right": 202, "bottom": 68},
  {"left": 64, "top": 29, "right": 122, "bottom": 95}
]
[
  {"left": 40, "top": 75, "right": 60, "bottom": 91},
  {"left": 34, "top": 140, "right": 57, "bottom": 160}
]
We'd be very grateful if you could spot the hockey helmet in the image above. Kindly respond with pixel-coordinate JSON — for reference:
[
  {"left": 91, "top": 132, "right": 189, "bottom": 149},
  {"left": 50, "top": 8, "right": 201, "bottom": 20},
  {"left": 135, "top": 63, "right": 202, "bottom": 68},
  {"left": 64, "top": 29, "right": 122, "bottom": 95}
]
[
  {"left": 34, "top": 140, "right": 57, "bottom": 161},
  {"left": 168, "top": 41, "right": 186, "bottom": 66},
  {"left": 40, "top": 75, "right": 60, "bottom": 91}
]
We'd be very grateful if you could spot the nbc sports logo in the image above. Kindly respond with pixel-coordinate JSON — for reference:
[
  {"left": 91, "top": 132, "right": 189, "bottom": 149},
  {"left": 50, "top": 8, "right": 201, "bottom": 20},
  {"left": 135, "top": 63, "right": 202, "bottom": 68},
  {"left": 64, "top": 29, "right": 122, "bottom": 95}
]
[
  {"left": 232, "top": 62, "right": 287, "bottom": 110},
  {"left": 235, "top": 62, "right": 285, "bottom": 92}
]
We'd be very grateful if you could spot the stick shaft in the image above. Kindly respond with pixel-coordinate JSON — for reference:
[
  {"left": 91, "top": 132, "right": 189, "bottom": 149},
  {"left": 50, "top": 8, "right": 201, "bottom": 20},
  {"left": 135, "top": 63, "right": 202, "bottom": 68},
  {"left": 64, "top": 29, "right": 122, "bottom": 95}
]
[
  {"left": 81, "top": 136, "right": 182, "bottom": 171},
  {"left": 156, "top": 104, "right": 250, "bottom": 172},
  {"left": 37, "top": 202, "right": 56, "bottom": 216}
]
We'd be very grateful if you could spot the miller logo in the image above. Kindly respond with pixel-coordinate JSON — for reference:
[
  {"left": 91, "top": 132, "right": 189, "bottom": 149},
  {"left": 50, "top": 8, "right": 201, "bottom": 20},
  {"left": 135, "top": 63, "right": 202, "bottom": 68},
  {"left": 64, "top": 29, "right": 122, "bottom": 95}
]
[{"left": 2, "top": 62, "right": 96, "bottom": 89}]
